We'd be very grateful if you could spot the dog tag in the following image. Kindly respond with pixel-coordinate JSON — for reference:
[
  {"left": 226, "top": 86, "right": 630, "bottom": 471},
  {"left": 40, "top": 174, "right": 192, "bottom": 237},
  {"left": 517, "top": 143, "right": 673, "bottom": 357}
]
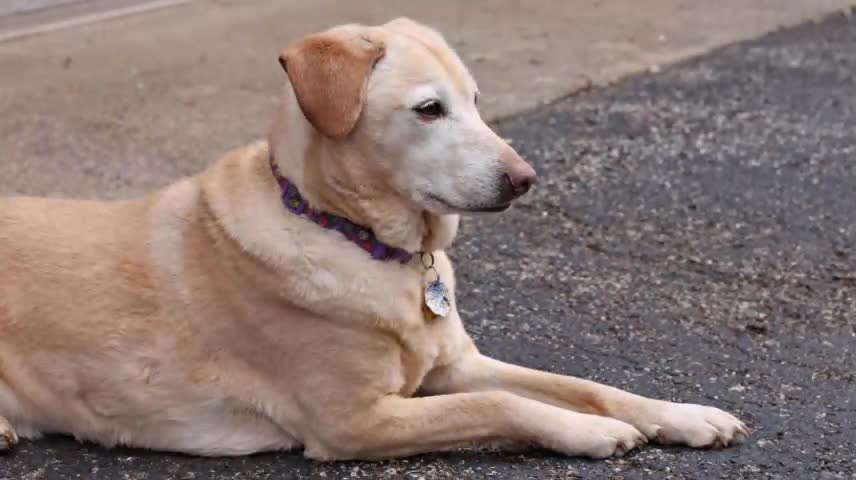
[{"left": 424, "top": 279, "right": 451, "bottom": 317}]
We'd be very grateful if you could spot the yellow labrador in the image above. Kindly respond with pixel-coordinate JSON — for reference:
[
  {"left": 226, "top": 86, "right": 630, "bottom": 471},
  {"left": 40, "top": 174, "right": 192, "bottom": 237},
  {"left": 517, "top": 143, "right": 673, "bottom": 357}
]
[{"left": 0, "top": 18, "right": 749, "bottom": 460}]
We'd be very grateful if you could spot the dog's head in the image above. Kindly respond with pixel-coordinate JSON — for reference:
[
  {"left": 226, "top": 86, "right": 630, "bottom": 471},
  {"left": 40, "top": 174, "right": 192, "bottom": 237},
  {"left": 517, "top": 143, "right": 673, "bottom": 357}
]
[{"left": 277, "top": 18, "right": 535, "bottom": 214}]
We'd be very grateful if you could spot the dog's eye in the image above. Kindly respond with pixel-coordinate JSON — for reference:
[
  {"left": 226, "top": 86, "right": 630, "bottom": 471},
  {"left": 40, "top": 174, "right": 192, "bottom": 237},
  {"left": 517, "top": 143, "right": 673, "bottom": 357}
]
[
  {"left": 474, "top": 92, "right": 479, "bottom": 105},
  {"left": 413, "top": 100, "right": 444, "bottom": 119}
]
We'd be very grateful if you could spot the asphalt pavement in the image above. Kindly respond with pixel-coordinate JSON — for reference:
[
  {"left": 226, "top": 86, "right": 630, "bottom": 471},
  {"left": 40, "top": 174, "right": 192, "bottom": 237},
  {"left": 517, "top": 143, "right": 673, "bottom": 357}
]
[{"left": 1, "top": 11, "right": 855, "bottom": 480}]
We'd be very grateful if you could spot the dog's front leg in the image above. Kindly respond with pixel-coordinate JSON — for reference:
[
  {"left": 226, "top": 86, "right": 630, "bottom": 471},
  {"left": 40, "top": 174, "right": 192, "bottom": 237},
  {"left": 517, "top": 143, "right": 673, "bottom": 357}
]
[
  {"left": 300, "top": 391, "right": 646, "bottom": 461},
  {"left": 421, "top": 346, "right": 750, "bottom": 448}
]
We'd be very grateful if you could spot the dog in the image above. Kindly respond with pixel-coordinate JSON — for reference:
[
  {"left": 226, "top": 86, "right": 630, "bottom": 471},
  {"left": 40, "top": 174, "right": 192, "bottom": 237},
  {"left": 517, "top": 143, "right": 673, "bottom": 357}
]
[{"left": 0, "top": 18, "right": 749, "bottom": 460}]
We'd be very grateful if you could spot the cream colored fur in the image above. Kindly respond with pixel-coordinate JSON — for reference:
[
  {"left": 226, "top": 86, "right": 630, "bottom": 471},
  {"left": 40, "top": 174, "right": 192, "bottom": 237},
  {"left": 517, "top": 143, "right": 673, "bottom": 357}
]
[{"left": 0, "top": 18, "right": 749, "bottom": 460}]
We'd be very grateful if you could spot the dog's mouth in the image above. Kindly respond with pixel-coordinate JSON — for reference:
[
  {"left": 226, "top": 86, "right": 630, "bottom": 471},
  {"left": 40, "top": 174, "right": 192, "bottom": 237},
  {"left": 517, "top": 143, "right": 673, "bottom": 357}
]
[
  {"left": 427, "top": 194, "right": 511, "bottom": 213},
  {"left": 472, "top": 203, "right": 511, "bottom": 213}
]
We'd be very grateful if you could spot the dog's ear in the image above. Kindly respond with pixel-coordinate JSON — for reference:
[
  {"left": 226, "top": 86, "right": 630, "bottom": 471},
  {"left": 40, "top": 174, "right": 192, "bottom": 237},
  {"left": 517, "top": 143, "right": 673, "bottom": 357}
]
[{"left": 279, "top": 28, "right": 385, "bottom": 139}]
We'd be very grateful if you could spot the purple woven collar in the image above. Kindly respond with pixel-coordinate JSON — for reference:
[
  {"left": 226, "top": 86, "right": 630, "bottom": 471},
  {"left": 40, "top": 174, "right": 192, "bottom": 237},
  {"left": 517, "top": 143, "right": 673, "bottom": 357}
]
[{"left": 270, "top": 158, "right": 414, "bottom": 264}]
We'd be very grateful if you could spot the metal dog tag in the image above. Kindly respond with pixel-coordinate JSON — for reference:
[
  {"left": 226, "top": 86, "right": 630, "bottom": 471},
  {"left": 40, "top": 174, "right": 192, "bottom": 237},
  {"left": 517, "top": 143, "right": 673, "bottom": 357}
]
[{"left": 424, "top": 279, "right": 451, "bottom": 317}]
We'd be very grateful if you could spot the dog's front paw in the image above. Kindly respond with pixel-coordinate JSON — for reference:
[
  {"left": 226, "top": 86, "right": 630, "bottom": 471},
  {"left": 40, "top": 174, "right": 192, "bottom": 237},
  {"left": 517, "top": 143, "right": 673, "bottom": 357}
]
[
  {"left": 635, "top": 402, "right": 750, "bottom": 448},
  {"left": 546, "top": 412, "right": 648, "bottom": 459},
  {"left": 0, "top": 417, "right": 18, "bottom": 451}
]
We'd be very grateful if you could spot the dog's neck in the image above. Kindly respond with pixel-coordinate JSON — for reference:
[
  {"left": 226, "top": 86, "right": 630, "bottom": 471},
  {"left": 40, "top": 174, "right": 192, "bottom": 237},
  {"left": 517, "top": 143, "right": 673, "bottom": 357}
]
[{"left": 267, "top": 92, "right": 458, "bottom": 255}]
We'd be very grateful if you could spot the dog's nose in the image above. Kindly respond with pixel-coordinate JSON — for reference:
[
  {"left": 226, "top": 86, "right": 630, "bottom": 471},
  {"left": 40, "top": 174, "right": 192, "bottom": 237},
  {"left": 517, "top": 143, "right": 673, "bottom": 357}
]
[{"left": 504, "top": 162, "right": 537, "bottom": 198}]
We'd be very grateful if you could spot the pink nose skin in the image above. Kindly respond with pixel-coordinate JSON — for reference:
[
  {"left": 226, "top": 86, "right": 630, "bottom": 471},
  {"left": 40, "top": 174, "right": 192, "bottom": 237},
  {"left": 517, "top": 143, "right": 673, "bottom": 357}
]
[{"left": 504, "top": 160, "right": 537, "bottom": 198}]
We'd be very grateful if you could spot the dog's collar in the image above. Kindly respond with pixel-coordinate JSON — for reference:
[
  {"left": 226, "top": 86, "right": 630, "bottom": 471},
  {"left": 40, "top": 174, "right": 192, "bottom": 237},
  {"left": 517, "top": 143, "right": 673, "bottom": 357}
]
[{"left": 270, "top": 157, "right": 414, "bottom": 264}]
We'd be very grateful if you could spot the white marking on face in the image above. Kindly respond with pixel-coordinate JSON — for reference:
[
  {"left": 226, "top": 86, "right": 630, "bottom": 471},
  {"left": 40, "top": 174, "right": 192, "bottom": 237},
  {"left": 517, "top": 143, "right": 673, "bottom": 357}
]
[
  {"left": 405, "top": 85, "right": 441, "bottom": 110},
  {"left": 366, "top": 81, "right": 508, "bottom": 213},
  {"left": 356, "top": 29, "right": 534, "bottom": 214}
]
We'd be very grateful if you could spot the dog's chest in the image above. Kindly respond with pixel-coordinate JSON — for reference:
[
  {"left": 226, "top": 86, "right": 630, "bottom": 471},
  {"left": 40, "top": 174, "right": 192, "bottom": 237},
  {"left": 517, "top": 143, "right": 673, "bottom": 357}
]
[
  {"left": 394, "top": 257, "right": 465, "bottom": 396},
  {"left": 394, "top": 328, "right": 439, "bottom": 397},
  {"left": 393, "top": 305, "right": 466, "bottom": 398}
]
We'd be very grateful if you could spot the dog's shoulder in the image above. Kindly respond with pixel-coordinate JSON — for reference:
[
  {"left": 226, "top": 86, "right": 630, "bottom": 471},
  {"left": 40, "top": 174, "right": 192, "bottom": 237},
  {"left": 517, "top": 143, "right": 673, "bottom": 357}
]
[{"left": 198, "top": 140, "right": 425, "bottom": 329}]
